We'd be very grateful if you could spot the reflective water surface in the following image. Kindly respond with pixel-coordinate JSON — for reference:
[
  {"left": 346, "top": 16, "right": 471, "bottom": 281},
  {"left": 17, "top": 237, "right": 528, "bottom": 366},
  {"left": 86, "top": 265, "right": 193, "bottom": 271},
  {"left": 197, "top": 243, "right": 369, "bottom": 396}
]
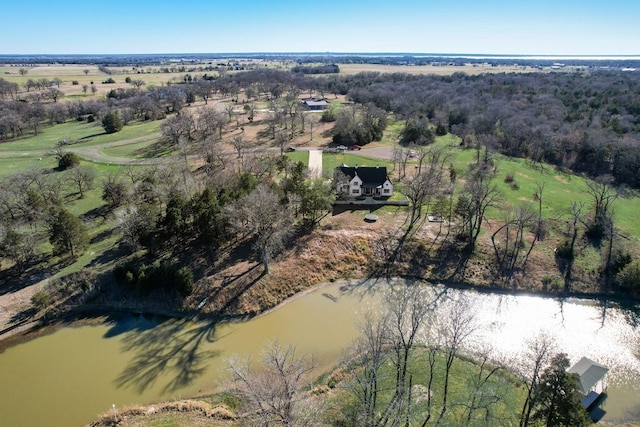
[{"left": 0, "top": 281, "right": 638, "bottom": 426}]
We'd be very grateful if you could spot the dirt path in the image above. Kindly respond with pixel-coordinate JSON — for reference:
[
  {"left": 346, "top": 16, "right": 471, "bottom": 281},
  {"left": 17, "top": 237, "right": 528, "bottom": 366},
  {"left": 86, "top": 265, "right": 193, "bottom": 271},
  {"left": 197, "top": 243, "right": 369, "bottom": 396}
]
[
  {"left": 352, "top": 146, "right": 395, "bottom": 161},
  {"left": 308, "top": 149, "right": 323, "bottom": 178}
]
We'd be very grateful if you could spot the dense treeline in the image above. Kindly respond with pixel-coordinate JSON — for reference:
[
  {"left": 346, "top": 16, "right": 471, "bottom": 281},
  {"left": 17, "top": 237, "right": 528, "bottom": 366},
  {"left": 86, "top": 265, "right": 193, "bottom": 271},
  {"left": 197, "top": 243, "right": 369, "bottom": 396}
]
[
  {"left": 291, "top": 63, "right": 340, "bottom": 74},
  {"left": 343, "top": 71, "right": 640, "bottom": 188}
]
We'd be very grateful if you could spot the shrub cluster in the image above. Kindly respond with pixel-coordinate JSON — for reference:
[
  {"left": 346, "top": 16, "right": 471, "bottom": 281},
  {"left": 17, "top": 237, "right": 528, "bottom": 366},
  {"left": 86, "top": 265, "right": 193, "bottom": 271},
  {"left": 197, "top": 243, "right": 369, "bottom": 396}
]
[
  {"left": 57, "top": 151, "right": 80, "bottom": 170},
  {"left": 114, "top": 261, "right": 194, "bottom": 297}
]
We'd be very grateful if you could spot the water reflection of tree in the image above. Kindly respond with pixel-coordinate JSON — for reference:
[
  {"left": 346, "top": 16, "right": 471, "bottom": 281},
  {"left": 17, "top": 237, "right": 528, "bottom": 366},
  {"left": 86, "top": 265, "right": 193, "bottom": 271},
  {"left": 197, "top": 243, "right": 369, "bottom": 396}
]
[
  {"left": 115, "top": 318, "right": 221, "bottom": 393},
  {"left": 597, "top": 298, "right": 640, "bottom": 330}
]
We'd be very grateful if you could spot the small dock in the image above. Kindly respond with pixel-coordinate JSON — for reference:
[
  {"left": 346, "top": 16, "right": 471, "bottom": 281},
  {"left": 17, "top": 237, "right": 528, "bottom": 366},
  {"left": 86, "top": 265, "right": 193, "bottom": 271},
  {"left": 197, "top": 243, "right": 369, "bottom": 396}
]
[{"left": 568, "top": 356, "right": 609, "bottom": 422}]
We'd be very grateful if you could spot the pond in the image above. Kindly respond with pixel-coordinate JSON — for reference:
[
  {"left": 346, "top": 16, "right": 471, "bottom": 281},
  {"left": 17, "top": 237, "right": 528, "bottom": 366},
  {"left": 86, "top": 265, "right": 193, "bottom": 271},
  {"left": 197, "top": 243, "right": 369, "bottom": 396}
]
[{"left": 0, "top": 280, "right": 638, "bottom": 426}]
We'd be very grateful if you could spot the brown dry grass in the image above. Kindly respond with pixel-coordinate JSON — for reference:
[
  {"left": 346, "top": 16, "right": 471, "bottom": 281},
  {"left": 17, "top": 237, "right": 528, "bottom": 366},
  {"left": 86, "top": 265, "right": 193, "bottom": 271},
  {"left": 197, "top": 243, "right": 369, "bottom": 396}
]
[
  {"left": 185, "top": 203, "right": 599, "bottom": 324},
  {"left": 188, "top": 215, "right": 389, "bottom": 317},
  {"left": 88, "top": 400, "right": 236, "bottom": 427}
]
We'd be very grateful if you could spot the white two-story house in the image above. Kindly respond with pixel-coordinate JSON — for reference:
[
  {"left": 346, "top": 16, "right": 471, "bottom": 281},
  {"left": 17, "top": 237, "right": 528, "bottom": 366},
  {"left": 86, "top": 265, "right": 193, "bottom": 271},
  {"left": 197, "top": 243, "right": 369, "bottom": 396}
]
[{"left": 334, "top": 165, "right": 394, "bottom": 199}]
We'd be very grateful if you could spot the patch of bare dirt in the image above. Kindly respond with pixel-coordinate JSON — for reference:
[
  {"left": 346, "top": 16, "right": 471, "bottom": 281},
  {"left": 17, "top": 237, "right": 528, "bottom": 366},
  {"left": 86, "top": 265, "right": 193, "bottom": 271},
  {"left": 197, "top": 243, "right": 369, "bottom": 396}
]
[{"left": 0, "top": 280, "right": 40, "bottom": 341}]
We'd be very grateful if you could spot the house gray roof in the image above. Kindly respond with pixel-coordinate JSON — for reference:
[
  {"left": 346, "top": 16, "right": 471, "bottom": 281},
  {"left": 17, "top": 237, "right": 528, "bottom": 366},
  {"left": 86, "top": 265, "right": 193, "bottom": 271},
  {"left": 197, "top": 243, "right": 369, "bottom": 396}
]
[
  {"left": 337, "top": 166, "right": 390, "bottom": 188},
  {"left": 301, "top": 97, "right": 328, "bottom": 107},
  {"left": 568, "top": 357, "right": 609, "bottom": 395}
]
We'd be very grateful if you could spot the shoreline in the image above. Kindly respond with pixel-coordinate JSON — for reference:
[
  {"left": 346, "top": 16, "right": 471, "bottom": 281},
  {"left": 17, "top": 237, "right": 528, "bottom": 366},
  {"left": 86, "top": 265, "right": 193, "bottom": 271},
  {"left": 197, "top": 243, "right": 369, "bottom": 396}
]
[
  {"left": 1, "top": 274, "right": 639, "bottom": 353},
  {"left": 0, "top": 278, "right": 351, "bottom": 351}
]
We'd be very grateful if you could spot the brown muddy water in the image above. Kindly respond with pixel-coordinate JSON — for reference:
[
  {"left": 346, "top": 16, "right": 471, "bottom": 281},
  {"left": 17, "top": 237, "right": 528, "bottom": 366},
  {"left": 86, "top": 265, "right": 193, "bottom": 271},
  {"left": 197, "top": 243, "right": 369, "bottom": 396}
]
[{"left": 0, "top": 280, "right": 638, "bottom": 426}]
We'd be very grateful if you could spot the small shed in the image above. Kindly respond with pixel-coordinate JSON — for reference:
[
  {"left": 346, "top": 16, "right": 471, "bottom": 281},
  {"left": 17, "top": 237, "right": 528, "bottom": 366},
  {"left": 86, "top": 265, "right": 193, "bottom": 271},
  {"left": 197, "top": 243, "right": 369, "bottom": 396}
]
[
  {"left": 568, "top": 357, "right": 609, "bottom": 421},
  {"left": 568, "top": 356, "right": 609, "bottom": 395}
]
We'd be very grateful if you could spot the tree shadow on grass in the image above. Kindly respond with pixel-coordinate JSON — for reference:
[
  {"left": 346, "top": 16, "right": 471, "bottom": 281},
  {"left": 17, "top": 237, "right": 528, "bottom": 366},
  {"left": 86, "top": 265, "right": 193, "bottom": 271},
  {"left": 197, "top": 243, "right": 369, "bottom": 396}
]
[
  {"left": 85, "top": 241, "right": 128, "bottom": 270},
  {"left": 77, "top": 132, "right": 107, "bottom": 141},
  {"left": 0, "top": 307, "right": 38, "bottom": 337},
  {"left": 137, "top": 140, "right": 174, "bottom": 158},
  {"left": 113, "top": 315, "right": 223, "bottom": 394},
  {"left": 0, "top": 254, "right": 74, "bottom": 297}
]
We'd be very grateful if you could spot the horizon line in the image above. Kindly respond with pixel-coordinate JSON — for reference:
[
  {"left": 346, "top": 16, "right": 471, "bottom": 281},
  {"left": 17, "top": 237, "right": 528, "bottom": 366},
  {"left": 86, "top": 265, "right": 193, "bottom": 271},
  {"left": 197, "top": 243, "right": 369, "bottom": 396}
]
[{"left": 2, "top": 52, "right": 640, "bottom": 59}]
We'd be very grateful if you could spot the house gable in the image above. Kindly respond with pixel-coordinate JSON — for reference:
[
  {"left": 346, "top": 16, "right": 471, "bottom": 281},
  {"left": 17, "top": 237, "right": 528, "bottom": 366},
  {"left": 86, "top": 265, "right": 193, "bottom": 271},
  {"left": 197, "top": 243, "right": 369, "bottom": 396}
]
[{"left": 335, "top": 166, "right": 393, "bottom": 198}]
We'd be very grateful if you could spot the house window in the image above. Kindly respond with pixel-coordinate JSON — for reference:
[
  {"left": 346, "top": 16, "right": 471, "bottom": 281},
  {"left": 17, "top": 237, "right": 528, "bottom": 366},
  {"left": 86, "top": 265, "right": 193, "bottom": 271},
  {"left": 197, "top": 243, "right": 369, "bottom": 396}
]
[
  {"left": 352, "top": 189, "right": 359, "bottom": 194},
  {"left": 383, "top": 189, "right": 390, "bottom": 194}
]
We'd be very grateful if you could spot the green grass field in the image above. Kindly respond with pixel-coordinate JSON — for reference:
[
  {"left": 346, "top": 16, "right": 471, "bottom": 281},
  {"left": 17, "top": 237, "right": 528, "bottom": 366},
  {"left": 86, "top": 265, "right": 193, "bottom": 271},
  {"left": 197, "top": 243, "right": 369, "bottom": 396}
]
[
  {"left": 426, "top": 136, "right": 640, "bottom": 238},
  {"left": 323, "top": 152, "right": 393, "bottom": 172},
  {"left": 328, "top": 347, "right": 525, "bottom": 426},
  {"left": 0, "top": 120, "right": 162, "bottom": 153}
]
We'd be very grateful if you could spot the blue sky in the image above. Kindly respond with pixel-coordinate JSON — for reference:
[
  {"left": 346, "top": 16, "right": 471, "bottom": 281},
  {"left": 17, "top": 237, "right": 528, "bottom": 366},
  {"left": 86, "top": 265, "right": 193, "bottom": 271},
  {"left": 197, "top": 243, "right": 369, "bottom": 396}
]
[{"left": 2, "top": 0, "right": 639, "bottom": 55}]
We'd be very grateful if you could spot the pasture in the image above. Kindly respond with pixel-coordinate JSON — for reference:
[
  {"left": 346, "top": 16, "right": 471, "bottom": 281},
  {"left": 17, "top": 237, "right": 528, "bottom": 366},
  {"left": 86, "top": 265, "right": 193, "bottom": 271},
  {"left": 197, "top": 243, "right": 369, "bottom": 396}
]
[{"left": 2, "top": 60, "right": 639, "bottom": 294}]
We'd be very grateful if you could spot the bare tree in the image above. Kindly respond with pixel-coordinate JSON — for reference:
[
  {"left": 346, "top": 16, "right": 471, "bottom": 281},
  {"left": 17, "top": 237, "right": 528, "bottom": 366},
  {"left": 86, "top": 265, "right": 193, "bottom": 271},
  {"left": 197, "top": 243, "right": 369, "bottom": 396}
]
[
  {"left": 433, "top": 294, "right": 477, "bottom": 426},
  {"left": 227, "top": 340, "right": 314, "bottom": 426},
  {"left": 304, "top": 113, "right": 320, "bottom": 141},
  {"left": 162, "top": 112, "right": 195, "bottom": 146},
  {"left": 564, "top": 202, "right": 584, "bottom": 292},
  {"left": 490, "top": 205, "right": 535, "bottom": 278},
  {"left": 231, "top": 133, "right": 251, "bottom": 171},
  {"left": 101, "top": 174, "right": 128, "bottom": 209},
  {"left": 461, "top": 346, "right": 510, "bottom": 427},
  {"left": 46, "top": 88, "right": 64, "bottom": 103},
  {"left": 517, "top": 332, "right": 556, "bottom": 427},
  {"left": 195, "top": 106, "right": 224, "bottom": 142},
  {"left": 265, "top": 107, "right": 286, "bottom": 140},
  {"left": 455, "top": 164, "right": 501, "bottom": 252},
  {"left": 225, "top": 184, "right": 294, "bottom": 274},
  {"left": 0, "top": 225, "right": 36, "bottom": 270},
  {"left": 131, "top": 79, "right": 145, "bottom": 89},
  {"left": 392, "top": 146, "right": 413, "bottom": 179},
  {"left": 68, "top": 165, "right": 97, "bottom": 199},
  {"left": 379, "top": 284, "right": 437, "bottom": 427},
  {"left": 346, "top": 312, "right": 391, "bottom": 427},
  {"left": 194, "top": 79, "right": 215, "bottom": 104},
  {"left": 275, "top": 130, "right": 289, "bottom": 155},
  {"left": 522, "top": 183, "right": 545, "bottom": 272},
  {"left": 402, "top": 147, "right": 448, "bottom": 227},
  {"left": 224, "top": 104, "right": 237, "bottom": 126},
  {"left": 585, "top": 174, "right": 618, "bottom": 237},
  {"left": 24, "top": 78, "right": 36, "bottom": 92}
]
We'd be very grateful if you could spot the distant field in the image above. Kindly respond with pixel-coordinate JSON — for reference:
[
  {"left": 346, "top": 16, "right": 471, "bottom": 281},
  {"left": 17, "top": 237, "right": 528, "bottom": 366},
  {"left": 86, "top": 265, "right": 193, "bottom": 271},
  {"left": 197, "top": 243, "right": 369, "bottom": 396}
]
[
  {"left": 0, "top": 64, "right": 194, "bottom": 98},
  {"left": 0, "top": 60, "right": 294, "bottom": 99},
  {"left": 338, "top": 63, "right": 542, "bottom": 76}
]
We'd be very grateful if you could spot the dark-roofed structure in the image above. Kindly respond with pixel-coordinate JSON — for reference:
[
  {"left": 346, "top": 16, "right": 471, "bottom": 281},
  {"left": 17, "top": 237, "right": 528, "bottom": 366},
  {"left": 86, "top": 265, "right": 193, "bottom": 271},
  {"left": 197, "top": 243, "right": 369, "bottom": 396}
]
[
  {"left": 301, "top": 97, "right": 328, "bottom": 110},
  {"left": 335, "top": 165, "right": 393, "bottom": 199}
]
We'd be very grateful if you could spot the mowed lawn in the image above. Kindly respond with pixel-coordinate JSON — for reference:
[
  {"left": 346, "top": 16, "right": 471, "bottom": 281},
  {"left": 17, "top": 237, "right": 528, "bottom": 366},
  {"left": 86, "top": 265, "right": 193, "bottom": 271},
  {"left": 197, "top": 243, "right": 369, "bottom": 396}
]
[
  {"left": 0, "top": 120, "right": 163, "bottom": 178},
  {"left": 428, "top": 137, "right": 640, "bottom": 238}
]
